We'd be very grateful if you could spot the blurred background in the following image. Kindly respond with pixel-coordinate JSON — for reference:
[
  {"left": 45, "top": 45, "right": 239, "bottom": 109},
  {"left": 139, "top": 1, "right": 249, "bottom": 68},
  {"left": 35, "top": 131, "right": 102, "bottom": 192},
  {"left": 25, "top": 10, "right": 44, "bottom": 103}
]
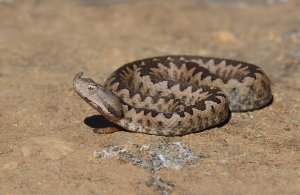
[{"left": 0, "top": 0, "right": 299, "bottom": 194}]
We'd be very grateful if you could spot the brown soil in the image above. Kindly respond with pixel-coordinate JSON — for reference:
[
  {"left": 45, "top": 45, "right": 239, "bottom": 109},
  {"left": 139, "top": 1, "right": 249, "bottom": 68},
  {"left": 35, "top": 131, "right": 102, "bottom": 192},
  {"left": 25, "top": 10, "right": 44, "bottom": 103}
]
[{"left": 0, "top": 0, "right": 299, "bottom": 194}]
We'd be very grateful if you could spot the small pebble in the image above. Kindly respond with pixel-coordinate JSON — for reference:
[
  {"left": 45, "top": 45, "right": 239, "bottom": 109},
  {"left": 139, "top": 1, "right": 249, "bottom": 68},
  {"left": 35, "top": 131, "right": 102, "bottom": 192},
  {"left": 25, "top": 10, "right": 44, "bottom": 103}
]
[{"left": 214, "top": 31, "right": 238, "bottom": 44}]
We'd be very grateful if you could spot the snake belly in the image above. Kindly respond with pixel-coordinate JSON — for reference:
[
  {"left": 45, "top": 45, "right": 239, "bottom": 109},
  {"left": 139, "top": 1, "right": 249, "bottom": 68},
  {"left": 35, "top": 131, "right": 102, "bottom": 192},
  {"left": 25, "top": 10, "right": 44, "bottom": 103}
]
[{"left": 74, "top": 55, "right": 272, "bottom": 136}]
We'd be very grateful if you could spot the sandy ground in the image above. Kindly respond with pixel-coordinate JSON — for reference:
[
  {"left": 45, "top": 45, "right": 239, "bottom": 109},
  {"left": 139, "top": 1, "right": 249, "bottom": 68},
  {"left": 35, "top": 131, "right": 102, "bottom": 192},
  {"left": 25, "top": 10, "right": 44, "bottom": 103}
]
[{"left": 0, "top": 0, "right": 299, "bottom": 194}]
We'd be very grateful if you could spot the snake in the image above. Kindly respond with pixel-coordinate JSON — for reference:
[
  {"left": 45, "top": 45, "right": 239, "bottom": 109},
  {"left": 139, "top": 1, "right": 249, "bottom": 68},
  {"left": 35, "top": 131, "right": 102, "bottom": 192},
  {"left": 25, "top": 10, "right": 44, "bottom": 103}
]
[{"left": 73, "top": 55, "right": 272, "bottom": 136}]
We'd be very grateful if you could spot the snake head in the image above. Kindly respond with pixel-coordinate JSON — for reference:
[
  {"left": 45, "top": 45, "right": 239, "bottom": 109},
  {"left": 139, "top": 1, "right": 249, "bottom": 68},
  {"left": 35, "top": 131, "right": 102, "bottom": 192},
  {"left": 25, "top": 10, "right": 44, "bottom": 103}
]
[{"left": 73, "top": 72, "right": 123, "bottom": 121}]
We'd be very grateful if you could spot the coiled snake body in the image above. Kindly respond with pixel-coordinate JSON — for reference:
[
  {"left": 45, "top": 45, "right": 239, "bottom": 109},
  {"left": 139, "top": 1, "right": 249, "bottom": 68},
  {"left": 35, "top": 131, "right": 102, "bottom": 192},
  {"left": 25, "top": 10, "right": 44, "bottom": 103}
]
[{"left": 73, "top": 56, "right": 272, "bottom": 136}]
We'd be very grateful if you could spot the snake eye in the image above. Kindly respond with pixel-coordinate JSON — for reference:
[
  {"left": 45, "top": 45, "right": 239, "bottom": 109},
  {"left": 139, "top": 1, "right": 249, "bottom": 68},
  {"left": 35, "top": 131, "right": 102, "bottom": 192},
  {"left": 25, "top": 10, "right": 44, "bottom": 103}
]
[{"left": 88, "top": 85, "right": 96, "bottom": 91}]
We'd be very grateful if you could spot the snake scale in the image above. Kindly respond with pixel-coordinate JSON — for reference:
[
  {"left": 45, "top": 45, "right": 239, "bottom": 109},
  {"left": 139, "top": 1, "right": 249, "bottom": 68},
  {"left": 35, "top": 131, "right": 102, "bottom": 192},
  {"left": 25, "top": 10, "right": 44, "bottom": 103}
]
[{"left": 73, "top": 55, "right": 272, "bottom": 136}]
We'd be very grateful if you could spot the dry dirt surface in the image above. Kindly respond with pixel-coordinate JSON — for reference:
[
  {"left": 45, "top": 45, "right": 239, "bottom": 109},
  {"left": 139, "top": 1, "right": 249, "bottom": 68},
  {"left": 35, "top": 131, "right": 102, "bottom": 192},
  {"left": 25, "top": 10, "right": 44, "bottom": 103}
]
[{"left": 0, "top": 0, "right": 299, "bottom": 194}]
